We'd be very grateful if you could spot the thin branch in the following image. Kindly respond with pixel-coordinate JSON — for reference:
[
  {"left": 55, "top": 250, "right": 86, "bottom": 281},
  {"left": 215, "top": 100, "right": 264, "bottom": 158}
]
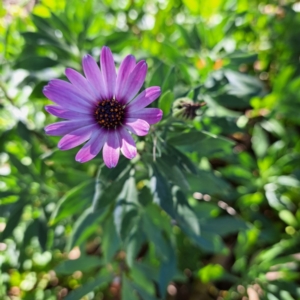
[{"left": 153, "top": 135, "right": 157, "bottom": 162}]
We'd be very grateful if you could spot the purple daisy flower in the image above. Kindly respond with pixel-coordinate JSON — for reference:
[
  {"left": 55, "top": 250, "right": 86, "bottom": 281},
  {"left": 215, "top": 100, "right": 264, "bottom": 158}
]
[{"left": 43, "top": 46, "right": 162, "bottom": 168}]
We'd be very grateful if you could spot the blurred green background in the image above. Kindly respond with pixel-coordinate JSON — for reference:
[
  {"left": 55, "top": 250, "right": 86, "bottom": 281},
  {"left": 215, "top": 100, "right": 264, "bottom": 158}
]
[{"left": 1, "top": 0, "right": 300, "bottom": 299}]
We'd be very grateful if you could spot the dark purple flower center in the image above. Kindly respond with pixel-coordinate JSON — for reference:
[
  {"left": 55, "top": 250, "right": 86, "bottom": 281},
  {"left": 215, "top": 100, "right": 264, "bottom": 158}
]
[{"left": 94, "top": 99, "right": 125, "bottom": 128}]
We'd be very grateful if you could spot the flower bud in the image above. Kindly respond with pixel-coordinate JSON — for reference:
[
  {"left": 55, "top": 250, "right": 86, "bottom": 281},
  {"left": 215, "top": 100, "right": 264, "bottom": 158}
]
[{"left": 172, "top": 97, "right": 205, "bottom": 120}]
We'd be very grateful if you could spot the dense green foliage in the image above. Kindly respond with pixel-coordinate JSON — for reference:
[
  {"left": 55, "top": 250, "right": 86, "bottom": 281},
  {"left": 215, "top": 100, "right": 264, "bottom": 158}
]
[{"left": 1, "top": 0, "right": 300, "bottom": 299}]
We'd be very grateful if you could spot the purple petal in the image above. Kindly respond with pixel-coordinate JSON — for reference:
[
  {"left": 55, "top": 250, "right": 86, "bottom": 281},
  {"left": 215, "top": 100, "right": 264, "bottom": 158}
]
[
  {"left": 123, "top": 118, "right": 150, "bottom": 136},
  {"left": 58, "top": 124, "right": 97, "bottom": 150},
  {"left": 76, "top": 129, "right": 108, "bottom": 163},
  {"left": 65, "top": 68, "right": 98, "bottom": 102},
  {"left": 46, "top": 79, "right": 94, "bottom": 105},
  {"left": 100, "top": 46, "right": 116, "bottom": 100},
  {"left": 119, "top": 127, "right": 137, "bottom": 159},
  {"left": 103, "top": 130, "right": 120, "bottom": 168},
  {"left": 45, "top": 119, "right": 94, "bottom": 136},
  {"left": 43, "top": 84, "right": 93, "bottom": 113},
  {"left": 82, "top": 54, "right": 105, "bottom": 100},
  {"left": 126, "top": 86, "right": 161, "bottom": 111},
  {"left": 45, "top": 105, "right": 92, "bottom": 120},
  {"left": 120, "top": 61, "right": 148, "bottom": 105},
  {"left": 115, "top": 55, "right": 136, "bottom": 102},
  {"left": 127, "top": 108, "right": 163, "bottom": 125}
]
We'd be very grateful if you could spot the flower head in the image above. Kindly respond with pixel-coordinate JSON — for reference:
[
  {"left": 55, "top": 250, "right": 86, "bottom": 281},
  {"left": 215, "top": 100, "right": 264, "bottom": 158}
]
[{"left": 44, "top": 46, "right": 162, "bottom": 168}]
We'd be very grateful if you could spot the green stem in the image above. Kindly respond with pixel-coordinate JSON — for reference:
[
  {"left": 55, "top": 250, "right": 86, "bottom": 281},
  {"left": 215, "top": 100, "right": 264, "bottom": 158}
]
[{"left": 92, "top": 166, "right": 103, "bottom": 212}]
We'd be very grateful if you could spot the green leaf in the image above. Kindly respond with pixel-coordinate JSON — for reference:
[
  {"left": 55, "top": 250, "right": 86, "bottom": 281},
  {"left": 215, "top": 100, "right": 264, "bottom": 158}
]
[
  {"left": 16, "top": 121, "right": 32, "bottom": 144},
  {"left": 15, "top": 56, "right": 58, "bottom": 71},
  {"left": 102, "top": 214, "right": 121, "bottom": 263},
  {"left": 214, "top": 93, "right": 250, "bottom": 109},
  {"left": 121, "top": 276, "right": 140, "bottom": 300},
  {"left": 224, "top": 69, "right": 265, "bottom": 97},
  {"left": 276, "top": 176, "right": 300, "bottom": 188},
  {"left": 105, "top": 31, "right": 136, "bottom": 52},
  {"left": 37, "top": 216, "right": 48, "bottom": 251},
  {"left": 1, "top": 201, "right": 25, "bottom": 240},
  {"left": 162, "top": 66, "right": 176, "bottom": 92},
  {"left": 142, "top": 211, "right": 171, "bottom": 261},
  {"left": 252, "top": 124, "right": 269, "bottom": 158},
  {"left": 0, "top": 194, "right": 19, "bottom": 206},
  {"left": 95, "top": 182, "right": 122, "bottom": 209},
  {"left": 138, "top": 186, "right": 153, "bottom": 206},
  {"left": 50, "top": 12, "right": 75, "bottom": 44},
  {"left": 148, "top": 61, "right": 171, "bottom": 89},
  {"left": 183, "top": 0, "right": 201, "bottom": 14},
  {"left": 161, "top": 42, "right": 182, "bottom": 62},
  {"left": 176, "top": 201, "right": 226, "bottom": 253},
  {"left": 31, "top": 14, "right": 54, "bottom": 35},
  {"left": 133, "top": 261, "right": 159, "bottom": 283},
  {"left": 55, "top": 256, "right": 104, "bottom": 275},
  {"left": 64, "top": 272, "right": 112, "bottom": 300},
  {"left": 177, "top": 24, "right": 199, "bottom": 49},
  {"left": 197, "top": 264, "right": 225, "bottom": 283},
  {"left": 23, "top": 220, "right": 37, "bottom": 246},
  {"left": 131, "top": 267, "right": 155, "bottom": 296},
  {"left": 227, "top": 51, "right": 258, "bottom": 65},
  {"left": 174, "top": 189, "right": 200, "bottom": 236},
  {"left": 167, "top": 130, "right": 208, "bottom": 146},
  {"left": 278, "top": 210, "right": 298, "bottom": 227},
  {"left": 201, "top": 216, "right": 248, "bottom": 237},
  {"left": 157, "top": 237, "right": 176, "bottom": 298},
  {"left": 125, "top": 222, "right": 145, "bottom": 267},
  {"left": 186, "top": 171, "right": 231, "bottom": 195},
  {"left": 99, "top": 156, "right": 131, "bottom": 182},
  {"left": 50, "top": 180, "right": 95, "bottom": 225},
  {"left": 8, "top": 152, "right": 35, "bottom": 177},
  {"left": 142, "top": 204, "right": 176, "bottom": 298},
  {"left": 149, "top": 166, "right": 175, "bottom": 218},
  {"left": 131, "top": 282, "right": 158, "bottom": 300},
  {"left": 190, "top": 232, "right": 225, "bottom": 253},
  {"left": 159, "top": 90, "right": 174, "bottom": 116},
  {"left": 156, "top": 156, "right": 190, "bottom": 191},
  {"left": 113, "top": 176, "right": 139, "bottom": 240},
  {"left": 168, "top": 130, "right": 234, "bottom": 156},
  {"left": 30, "top": 80, "right": 50, "bottom": 98},
  {"left": 67, "top": 207, "right": 106, "bottom": 251},
  {"left": 95, "top": 162, "right": 131, "bottom": 210},
  {"left": 21, "top": 31, "right": 69, "bottom": 51},
  {"left": 166, "top": 144, "right": 198, "bottom": 174}
]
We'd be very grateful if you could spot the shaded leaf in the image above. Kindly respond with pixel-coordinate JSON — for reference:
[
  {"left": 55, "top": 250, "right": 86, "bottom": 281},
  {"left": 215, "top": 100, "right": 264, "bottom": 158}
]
[
  {"left": 1, "top": 201, "right": 25, "bottom": 240},
  {"left": 64, "top": 272, "right": 112, "bottom": 300},
  {"left": 15, "top": 56, "right": 58, "bottom": 71},
  {"left": 55, "top": 256, "right": 104, "bottom": 275},
  {"left": 37, "top": 216, "right": 48, "bottom": 251},
  {"left": 67, "top": 207, "right": 106, "bottom": 251},
  {"left": 102, "top": 214, "right": 121, "bottom": 263},
  {"left": 201, "top": 216, "right": 248, "bottom": 237},
  {"left": 149, "top": 166, "right": 175, "bottom": 218},
  {"left": 121, "top": 275, "right": 140, "bottom": 300},
  {"left": 50, "top": 180, "right": 95, "bottom": 225},
  {"left": 114, "top": 176, "right": 139, "bottom": 240}
]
